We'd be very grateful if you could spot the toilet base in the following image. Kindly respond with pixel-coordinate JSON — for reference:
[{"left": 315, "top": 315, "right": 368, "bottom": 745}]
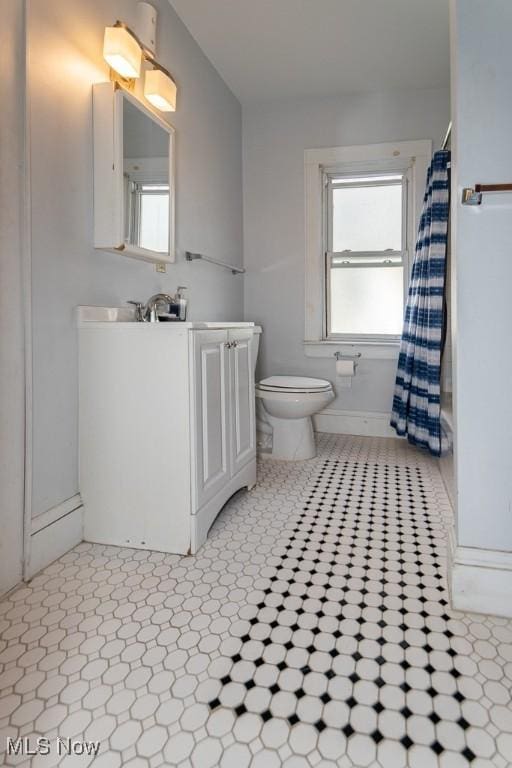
[{"left": 271, "top": 416, "right": 316, "bottom": 461}]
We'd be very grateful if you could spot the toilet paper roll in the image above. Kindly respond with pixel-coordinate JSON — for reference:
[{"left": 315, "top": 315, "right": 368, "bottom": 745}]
[{"left": 336, "top": 359, "right": 355, "bottom": 377}]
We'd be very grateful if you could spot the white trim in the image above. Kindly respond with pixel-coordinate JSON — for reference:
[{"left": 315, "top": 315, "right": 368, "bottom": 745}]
[
  {"left": 22, "top": 5, "right": 33, "bottom": 581},
  {"left": 31, "top": 494, "right": 82, "bottom": 535},
  {"left": 304, "top": 140, "right": 432, "bottom": 344},
  {"left": 314, "top": 409, "right": 397, "bottom": 438},
  {"left": 305, "top": 140, "right": 433, "bottom": 167},
  {"left": 304, "top": 340, "right": 399, "bottom": 361},
  {"left": 0, "top": 2, "right": 27, "bottom": 595},
  {"left": 448, "top": 525, "right": 512, "bottom": 618},
  {"left": 28, "top": 506, "right": 83, "bottom": 579}
]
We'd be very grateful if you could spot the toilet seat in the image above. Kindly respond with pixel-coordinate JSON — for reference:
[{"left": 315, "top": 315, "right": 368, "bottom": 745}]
[
  {"left": 257, "top": 376, "right": 332, "bottom": 394},
  {"left": 256, "top": 375, "right": 334, "bottom": 460}
]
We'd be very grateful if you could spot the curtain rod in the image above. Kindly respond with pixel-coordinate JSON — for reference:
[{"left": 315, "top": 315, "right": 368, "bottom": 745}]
[{"left": 442, "top": 122, "right": 452, "bottom": 150}]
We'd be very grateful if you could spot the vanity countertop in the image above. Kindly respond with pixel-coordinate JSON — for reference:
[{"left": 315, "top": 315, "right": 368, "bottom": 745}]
[{"left": 76, "top": 306, "right": 255, "bottom": 329}]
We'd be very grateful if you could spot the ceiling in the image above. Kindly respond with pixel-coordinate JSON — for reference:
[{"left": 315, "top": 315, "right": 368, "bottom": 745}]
[{"left": 169, "top": 0, "right": 450, "bottom": 104}]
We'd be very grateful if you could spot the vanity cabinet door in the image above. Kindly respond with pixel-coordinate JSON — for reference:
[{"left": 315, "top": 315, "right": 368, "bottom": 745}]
[
  {"left": 228, "top": 330, "right": 256, "bottom": 475},
  {"left": 192, "top": 331, "right": 230, "bottom": 510}
]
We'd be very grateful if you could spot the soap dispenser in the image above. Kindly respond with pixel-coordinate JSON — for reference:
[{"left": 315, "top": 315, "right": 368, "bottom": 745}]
[{"left": 175, "top": 286, "right": 187, "bottom": 320}]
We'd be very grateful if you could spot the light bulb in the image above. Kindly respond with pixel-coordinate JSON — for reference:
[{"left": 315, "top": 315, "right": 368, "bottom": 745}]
[
  {"left": 144, "top": 68, "right": 177, "bottom": 112},
  {"left": 103, "top": 26, "right": 142, "bottom": 79}
]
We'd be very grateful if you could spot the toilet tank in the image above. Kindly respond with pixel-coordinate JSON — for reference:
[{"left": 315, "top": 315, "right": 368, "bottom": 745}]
[{"left": 251, "top": 326, "right": 262, "bottom": 377}]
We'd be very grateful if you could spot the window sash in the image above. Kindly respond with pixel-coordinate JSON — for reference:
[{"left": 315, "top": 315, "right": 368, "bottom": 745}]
[
  {"left": 325, "top": 252, "right": 404, "bottom": 342},
  {"left": 139, "top": 184, "right": 170, "bottom": 194},
  {"left": 324, "top": 171, "right": 408, "bottom": 341},
  {"left": 326, "top": 175, "right": 407, "bottom": 254},
  {"left": 329, "top": 178, "right": 404, "bottom": 191},
  {"left": 328, "top": 250, "right": 405, "bottom": 267},
  {"left": 127, "top": 181, "right": 170, "bottom": 248}
]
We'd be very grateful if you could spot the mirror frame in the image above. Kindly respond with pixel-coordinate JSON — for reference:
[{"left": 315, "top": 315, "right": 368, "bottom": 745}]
[{"left": 93, "top": 82, "right": 176, "bottom": 264}]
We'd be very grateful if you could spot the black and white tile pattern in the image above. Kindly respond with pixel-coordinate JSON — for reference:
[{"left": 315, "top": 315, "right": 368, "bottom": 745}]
[{"left": 0, "top": 435, "right": 511, "bottom": 767}]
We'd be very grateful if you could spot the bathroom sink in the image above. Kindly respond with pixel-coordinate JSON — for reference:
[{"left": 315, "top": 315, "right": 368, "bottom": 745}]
[
  {"left": 76, "top": 306, "right": 255, "bottom": 328},
  {"left": 193, "top": 321, "right": 256, "bottom": 328},
  {"left": 77, "top": 306, "right": 136, "bottom": 322}
]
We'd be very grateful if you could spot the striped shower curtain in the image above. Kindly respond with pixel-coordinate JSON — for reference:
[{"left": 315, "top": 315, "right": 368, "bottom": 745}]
[{"left": 390, "top": 149, "right": 451, "bottom": 456}]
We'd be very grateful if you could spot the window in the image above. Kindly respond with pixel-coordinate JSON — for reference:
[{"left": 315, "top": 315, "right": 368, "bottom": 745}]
[
  {"left": 326, "top": 171, "right": 406, "bottom": 340},
  {"left": 304, "top": 141, "right": 431, "bottom": 356},
  {"left": 125, "top": 181, "right": 170, "bottom": 253},
  {"left": 136, "top": 183, "right": 170, "bottom": 253}
]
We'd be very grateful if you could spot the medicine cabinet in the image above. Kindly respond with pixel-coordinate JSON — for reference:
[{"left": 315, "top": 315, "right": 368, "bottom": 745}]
[{"left": 93, "top": 82, "right": 175, "bottom": 264}]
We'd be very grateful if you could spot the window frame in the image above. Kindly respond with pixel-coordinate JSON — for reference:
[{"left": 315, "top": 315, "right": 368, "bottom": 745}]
[
  {"left": 304, "top": 140, "right": 432, "bottom": 357},
  {"left": 324, "top": 169, "right": 409, "bottom": 343}
]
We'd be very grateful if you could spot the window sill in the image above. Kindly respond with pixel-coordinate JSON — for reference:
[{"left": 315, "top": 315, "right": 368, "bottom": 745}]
[{"left": 303, "top": 340, "right": 400, "bottom": 360}]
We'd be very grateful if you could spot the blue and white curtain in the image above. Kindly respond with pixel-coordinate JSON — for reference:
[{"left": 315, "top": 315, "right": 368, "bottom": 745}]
[{"left": 390, "top": 150, "right": 451, "bottom": 456}]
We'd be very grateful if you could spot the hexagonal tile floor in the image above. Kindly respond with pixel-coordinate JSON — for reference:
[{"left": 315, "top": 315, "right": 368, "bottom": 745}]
[{"left": 1, "top": 434, "right": 511, "bottom": 767}]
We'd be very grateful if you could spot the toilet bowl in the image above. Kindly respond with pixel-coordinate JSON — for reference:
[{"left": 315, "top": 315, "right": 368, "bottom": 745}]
[{"left": 255, "top": 376, "right": 334, "bottom": 460}]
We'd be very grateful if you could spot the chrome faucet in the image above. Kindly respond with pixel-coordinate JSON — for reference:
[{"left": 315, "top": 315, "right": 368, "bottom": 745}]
[
  {"left": 127, "top": 301, "right": 145, "bottom": 322},
  {"left": 144, "top": 294, "right": 175, "bottom": 322},
  {"left": 127, "top": 294, "right": 174, "bottom": 322}
]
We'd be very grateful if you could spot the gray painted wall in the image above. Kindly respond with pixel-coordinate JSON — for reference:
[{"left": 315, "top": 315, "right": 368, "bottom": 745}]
[
  {"left": 451, "top": 0, "right": 512, "bottom": 552},
  {"left": 28, "top": 0, "right": 243, "bottom": 519},
  {"left": 243, "top": 88, "right": 450, "bottom": 414}
]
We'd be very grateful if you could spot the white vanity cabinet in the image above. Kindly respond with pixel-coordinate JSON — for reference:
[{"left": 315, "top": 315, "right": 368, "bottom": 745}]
[
  {"left": 230, "top": 330, "right": 257, "bottom": 472},
  {"left": 192, "top": 328, "right": 255, "bottom": 509},
  {"left": 191, "top": 328, "right": 255, "bottom": 521},
  {"left": 79, "top": 319, "right": 258, "bottom": 555},
  {"left": 192, "top": 330, "right": 231, "bottom": 511}
]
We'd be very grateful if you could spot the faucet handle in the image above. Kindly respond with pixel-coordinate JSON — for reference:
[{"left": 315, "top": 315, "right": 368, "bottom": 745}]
[{"left": 127, "top": 301, "right": 145, "bottom": 322}]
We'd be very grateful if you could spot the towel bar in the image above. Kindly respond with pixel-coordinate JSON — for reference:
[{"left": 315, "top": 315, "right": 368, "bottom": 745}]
[
  {"left": 462, "top": 183, "right": 512, "bottom": 205},
  {"left": 185, "top": 251, "right": 245, "bottom": 274}
]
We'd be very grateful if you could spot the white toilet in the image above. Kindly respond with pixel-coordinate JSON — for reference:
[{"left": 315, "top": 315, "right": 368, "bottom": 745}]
[{"left": 255, "top": 376, "right": 334, "bottom": 460}]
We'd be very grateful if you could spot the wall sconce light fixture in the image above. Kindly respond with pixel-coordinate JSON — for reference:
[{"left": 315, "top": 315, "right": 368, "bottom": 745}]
[
  {"left": 103, "top": 14, "right": 177, "bottom": 112},
  {"left": 144, "top": 66, "right": 177, "bottom": 112},
  {"left": 103, "top": 24, "right": 142, "bottom": 80}
]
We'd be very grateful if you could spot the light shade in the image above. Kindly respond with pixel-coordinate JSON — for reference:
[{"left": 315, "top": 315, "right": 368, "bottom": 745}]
[
  {"left": 103, "top": 26, "right": 142, "bottom": 79},
  {"left": 144, "top": 68, "right": 177, "bottom": 112}
]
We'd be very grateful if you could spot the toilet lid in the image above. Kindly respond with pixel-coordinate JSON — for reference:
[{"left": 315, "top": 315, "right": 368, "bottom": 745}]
[{"left": 258, "top": 375, "right": 332, "bottom": 393}]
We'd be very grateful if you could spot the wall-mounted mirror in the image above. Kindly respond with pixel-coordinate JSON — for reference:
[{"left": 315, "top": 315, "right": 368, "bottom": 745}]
[{"left": 93, "top": 83, "right": 175, "bottom": 264}]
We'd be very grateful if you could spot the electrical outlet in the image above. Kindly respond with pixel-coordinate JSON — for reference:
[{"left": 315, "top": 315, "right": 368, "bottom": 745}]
[{"left": 155, "top": 262, "right": 166, "bottom": 273}]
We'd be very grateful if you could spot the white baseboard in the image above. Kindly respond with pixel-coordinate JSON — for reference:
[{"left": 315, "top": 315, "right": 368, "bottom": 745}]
[
  {"left": 31, "top": 493, "right": 83, "bottom": 534},
  {"left": 438, "top": 452, "right": 455, "bottom": 512},
  {"left": 314, "top": 408, "right": 397, "bottom": 438},
  {"left": 28, "top": 495, "right": 83, "bottom": 578},
  {"left": 448, "top": 525, "right": 512, "bottom": 618}
]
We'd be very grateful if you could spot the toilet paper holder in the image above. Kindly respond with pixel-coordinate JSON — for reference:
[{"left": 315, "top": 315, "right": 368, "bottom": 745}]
[
  {"left": 334, "top": 351, "right": 362, "bottom": 361},
  {"left": 334, "top": 351, "right": 361, "bottom": 383}
]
